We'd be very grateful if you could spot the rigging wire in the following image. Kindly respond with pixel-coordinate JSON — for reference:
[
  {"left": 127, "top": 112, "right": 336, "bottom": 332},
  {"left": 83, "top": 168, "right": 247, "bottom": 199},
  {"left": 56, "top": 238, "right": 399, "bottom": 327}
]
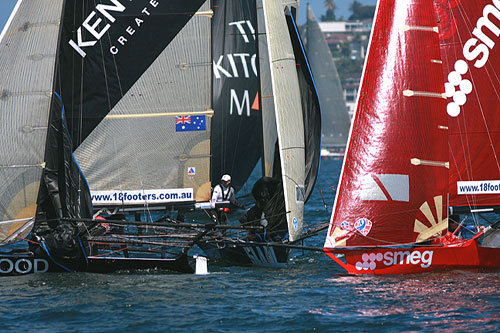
[{"left": 319, "top": 188, "right": 329, "bottom": 215}]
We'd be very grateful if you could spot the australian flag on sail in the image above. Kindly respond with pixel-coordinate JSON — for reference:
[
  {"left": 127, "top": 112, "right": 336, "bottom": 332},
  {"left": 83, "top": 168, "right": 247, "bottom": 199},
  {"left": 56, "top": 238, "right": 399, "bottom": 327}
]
[{"left": 175, "top": 115, "right": 206, "bottom": 132}]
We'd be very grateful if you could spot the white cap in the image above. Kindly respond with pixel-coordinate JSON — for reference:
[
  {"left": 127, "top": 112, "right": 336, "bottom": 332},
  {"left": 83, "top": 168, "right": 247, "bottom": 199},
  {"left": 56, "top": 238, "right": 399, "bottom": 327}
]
[{"left": 221, "top": 174, "right": 231, "bottom": 181}]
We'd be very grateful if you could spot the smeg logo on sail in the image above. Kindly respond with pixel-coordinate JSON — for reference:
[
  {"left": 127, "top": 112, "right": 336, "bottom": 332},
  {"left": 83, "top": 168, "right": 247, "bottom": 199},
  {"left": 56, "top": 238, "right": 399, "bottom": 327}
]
[
  {"left": 445, "top": 0, "right": 500, "bottom": 117},
  {"left": 355, "top": 250, "right": 434, "bottom": 271},
  {"left": 69, "top": 0, "right": 160, "bottom": 58}
]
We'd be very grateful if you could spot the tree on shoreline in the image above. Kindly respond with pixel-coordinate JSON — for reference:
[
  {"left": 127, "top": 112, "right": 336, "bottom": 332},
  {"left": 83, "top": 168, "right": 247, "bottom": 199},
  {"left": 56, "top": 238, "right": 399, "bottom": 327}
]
[
  {"left": 321, "top": 0, "right": 337, "bottom": 22},
  {"left": 349, "top": 1, "right": 375, "bottom": 20}
]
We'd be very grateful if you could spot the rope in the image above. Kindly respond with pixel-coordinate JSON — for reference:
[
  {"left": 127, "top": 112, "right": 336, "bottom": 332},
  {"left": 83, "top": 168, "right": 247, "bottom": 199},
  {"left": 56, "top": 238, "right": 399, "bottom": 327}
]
[
  {"left": 14, "top": 235, "right": 40, "bottom": 245},
  {"left": 78, "top": 235, "right": 88, "bottom": 269},
  {"left": 91, "top": 246, "right": 130, "bottom": 258},
  {"left": 41, "top": 241, "right": 72, "bottom": 272}
]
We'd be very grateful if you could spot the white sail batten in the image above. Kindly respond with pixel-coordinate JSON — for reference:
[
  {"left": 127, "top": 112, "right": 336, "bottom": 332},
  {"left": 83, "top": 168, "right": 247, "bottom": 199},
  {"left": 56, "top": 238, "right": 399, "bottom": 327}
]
[
  {"left": 75, "top": 1, "right": 213, "bottom": 204},
  {"left": 262, "top": 0, "right": 305, "bottom": 241},
  {"left": 0, "top": 0, "right": 64, "bottom": 244},
  {"left": 105, "top": 109, "right": 214, "bottom": 119}
]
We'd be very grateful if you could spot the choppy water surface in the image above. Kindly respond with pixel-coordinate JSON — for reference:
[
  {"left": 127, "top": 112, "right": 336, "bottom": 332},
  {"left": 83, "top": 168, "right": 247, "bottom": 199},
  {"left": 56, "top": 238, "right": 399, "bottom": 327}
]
[{"left": 1, "top": 160, "right": 499, "bottom": 332}]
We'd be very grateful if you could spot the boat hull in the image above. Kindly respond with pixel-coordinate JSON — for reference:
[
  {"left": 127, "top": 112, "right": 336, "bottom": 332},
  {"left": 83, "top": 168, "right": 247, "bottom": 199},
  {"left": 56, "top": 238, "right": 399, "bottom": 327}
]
[
  {"left": 0, "top": 251, "right": 194, "bottom": 276},
  {"left": 324, "top": 238, "right": 500, "bottom": 275},
  {"left": 0, "top": 252, "right": 50, "bottom": 276},
  {"left": 85, "top": 255, "right": 194, "bottom": 274},
  {"left": 199, "top": 241, "right": 289, "bottom": 268}
]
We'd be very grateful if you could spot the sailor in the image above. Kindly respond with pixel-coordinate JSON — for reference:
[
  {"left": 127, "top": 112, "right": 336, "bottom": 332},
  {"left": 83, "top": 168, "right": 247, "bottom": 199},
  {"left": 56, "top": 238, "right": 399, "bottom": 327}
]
[
  {"left": 211, "top": 174, "right": 245, "bottom": 209},
  {"left": 210, "top": 174, "right": 245, "bottom": 225}
]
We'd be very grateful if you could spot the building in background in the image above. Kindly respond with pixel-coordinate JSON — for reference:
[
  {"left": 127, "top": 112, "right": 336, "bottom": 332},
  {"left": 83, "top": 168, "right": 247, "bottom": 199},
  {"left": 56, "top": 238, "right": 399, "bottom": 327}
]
[
  {"left": 314, "top": 19, "right": 372, "bottom": 118},
  {"left": 304, "top": 6, "right": 351, "bottom": 155}
]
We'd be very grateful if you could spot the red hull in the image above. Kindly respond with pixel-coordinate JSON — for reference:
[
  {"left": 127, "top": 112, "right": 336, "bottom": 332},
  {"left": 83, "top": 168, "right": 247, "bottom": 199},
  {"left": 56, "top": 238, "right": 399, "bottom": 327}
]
[{"left": 324, "top": 238, "right": 500, "bottom": 275}]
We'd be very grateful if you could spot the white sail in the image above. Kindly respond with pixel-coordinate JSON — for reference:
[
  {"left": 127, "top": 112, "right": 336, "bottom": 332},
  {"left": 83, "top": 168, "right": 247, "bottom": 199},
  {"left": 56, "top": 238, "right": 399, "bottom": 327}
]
[
  {"left": 0, "top": 0, "right": 64, "bottom": 244},
  {"left": 74, "top": 1, "right": 213, "bottom": 205},
  {"left": 256, "top": 0, "right": 277, "bottom": 177},
  {"left": 257, "top": 0, "right": 300, "bottom": 177},
  {"left": 262, "top": 0, "right": 305, "bottom": 241}
]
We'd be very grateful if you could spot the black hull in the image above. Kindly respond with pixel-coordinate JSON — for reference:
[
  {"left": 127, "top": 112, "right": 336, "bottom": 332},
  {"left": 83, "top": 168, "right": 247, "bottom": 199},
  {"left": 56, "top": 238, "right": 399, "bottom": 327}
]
[
  {"left": 86, "top": 255, "right": 194, "bottom": 274},
  {"left": 199, "top": 241, "right": 289, "bottom": 268},
  {"left": 1, "top": 251, "right": 193, "bottom": 276},
  {"left": 1, "top": 252, "right": 49, "bottom": 276}
]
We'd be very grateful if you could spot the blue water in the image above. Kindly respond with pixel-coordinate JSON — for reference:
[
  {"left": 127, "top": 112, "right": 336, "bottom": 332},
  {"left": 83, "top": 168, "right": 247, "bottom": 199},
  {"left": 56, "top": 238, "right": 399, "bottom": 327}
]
[{"left": 1, "top": 160, "right": 500, "bottom": 332}]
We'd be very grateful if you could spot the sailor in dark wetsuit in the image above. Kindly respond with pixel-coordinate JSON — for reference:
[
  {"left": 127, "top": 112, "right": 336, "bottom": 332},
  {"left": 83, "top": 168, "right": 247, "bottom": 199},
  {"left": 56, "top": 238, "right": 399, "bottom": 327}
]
[{"left": 239, "top": 177, "right": 287, "bottom": 241}]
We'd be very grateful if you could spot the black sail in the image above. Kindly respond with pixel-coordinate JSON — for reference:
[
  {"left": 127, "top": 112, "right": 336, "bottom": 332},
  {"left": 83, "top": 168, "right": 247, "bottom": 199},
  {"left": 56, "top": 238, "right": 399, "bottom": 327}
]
[
  {"left": 37, "top": 93, "right": 92, "bottom": 222},
  {"left": 285, "top": 10, "right": 321, "bottom": 203},
  {"left": 211, "top": 0, "right": 262, "bottom": 191}
]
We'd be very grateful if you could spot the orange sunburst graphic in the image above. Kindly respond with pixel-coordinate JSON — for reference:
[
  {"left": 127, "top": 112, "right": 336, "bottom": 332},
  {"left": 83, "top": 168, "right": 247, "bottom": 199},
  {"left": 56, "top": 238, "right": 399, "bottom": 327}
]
[{"left": 413, "top": 195, "right": 448, "bottom": 242}]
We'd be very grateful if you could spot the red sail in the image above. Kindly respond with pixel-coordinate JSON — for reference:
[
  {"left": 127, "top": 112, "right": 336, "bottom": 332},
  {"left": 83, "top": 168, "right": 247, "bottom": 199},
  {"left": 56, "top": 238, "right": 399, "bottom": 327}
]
[
  {"left": 437, "top": 0, "right": 500, "bottom": 207},
  {"left": 325, "top": 0, "right": 448, "bottom": 248}
]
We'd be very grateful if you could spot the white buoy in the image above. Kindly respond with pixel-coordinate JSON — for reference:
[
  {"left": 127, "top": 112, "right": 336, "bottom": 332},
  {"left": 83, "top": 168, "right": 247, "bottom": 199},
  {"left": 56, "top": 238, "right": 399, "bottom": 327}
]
[{"left": 194, "top": 255, "right": 208, "bottom": 275}]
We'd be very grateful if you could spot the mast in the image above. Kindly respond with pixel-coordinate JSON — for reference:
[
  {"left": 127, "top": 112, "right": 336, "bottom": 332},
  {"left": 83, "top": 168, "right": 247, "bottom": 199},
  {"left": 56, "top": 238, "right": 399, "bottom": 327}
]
[
  {"left": 325, "top": 0, "right": 448, "bottom": 248},
  {"left": 262, "top": 0, "right": 305, "bottom": 241}
]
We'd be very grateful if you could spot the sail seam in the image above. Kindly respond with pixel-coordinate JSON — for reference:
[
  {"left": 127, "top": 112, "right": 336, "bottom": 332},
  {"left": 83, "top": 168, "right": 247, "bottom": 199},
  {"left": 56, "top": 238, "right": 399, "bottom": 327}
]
[
  {"left": 271, "top": 57, "right": 295, "bottom": 63},
  {"left": 8, "top": 21, "right": 60, "bottom": 34},
  {"left": 1, "top": 90, "right": 52, "bottom": 98},
  {"left": 281, "top": 147, "right": 305, "bottom": 151},
  {"left": 177, "top": 154, "right": 211, "bottom": 159}
]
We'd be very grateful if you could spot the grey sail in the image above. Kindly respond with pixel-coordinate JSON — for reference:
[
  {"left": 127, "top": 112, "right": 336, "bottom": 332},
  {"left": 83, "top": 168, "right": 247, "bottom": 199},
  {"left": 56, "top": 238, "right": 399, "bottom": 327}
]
[
  {"left": 305, "top": 6, "right": 350, "bottom": 148},
  {"left": 256, "top": 0, "right": 277, "bottom": 177},
  {"left": 0, "top": 0, "right": 64, "bottom": 245},
  {"left": 74, "top": 2, "right": 213, "bottom": 205},
  {"left": 262, "top": 0, "right": 305, "bottom": 242},
  {"left": 258, "top": 0, "right": 299, "bottom": 177}
]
